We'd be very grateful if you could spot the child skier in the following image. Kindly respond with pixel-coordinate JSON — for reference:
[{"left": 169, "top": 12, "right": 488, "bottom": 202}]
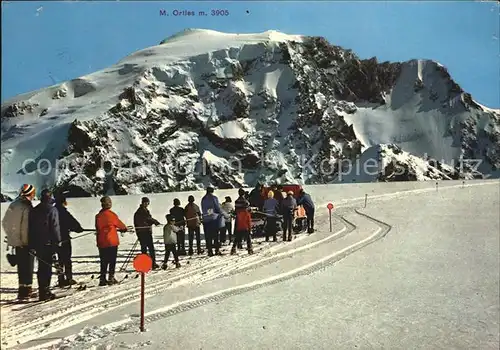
[
  {"left": 231, "top": 206, "right": 253, "bottom": 255},
  {"left": 162, "top": 214, "right": 181, "bottom": 269}
]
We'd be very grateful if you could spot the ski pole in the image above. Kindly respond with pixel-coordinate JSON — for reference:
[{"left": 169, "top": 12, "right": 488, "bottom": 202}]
[
  {"left": 121, "top": 240, "right": 138, "bottom": 270},
  {"left": 28, "top": 250, "right": 62, "bottom": 273},
  {"left": 61, "top": 231, "right": 96, "bottom": 243},
  {"left": 119, "top": 239, "right": 139, "bottom": 272}
]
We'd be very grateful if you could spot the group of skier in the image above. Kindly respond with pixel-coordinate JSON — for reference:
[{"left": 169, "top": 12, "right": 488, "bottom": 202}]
[
  {"left": 2, "top": 185, "right": 84, "bottom": 301},
  {"left": 2, "top": 183, "right": 315, "bottom": 302}
]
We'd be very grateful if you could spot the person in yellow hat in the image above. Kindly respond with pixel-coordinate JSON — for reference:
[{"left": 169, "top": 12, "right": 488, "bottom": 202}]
[{"left": 262, "top": 190, "right": 279, "bottom": 242}]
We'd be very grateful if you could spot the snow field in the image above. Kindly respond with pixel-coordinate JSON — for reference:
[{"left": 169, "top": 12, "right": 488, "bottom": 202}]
[
  {"left": 1, "top": 180, "right": 498, "bottom": 349},
  {"left": 59, "top": 179, "right": 499, "bottom": 350}
]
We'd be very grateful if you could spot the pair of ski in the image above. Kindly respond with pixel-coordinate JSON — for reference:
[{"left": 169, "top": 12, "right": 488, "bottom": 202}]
[{"left": 8, "top": 278, "right": 126, "bottom": 311}]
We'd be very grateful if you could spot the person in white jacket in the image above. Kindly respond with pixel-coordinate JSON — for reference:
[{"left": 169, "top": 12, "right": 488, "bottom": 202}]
[
  {"left": 220, "top": 196, "right": 234, "bottom": 244},
  {"left": 2, "top": 184, "right": 36, "bottom": 300}
]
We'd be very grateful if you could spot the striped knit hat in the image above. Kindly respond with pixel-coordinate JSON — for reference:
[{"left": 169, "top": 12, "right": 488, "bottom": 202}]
[{"left": 19, "top": 184, "right": 35, "bottom": 197}]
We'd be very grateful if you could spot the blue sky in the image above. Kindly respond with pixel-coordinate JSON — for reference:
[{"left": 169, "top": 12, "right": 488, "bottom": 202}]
[{"left": 2, "top": 1, "right": 499, "bottom": 107}]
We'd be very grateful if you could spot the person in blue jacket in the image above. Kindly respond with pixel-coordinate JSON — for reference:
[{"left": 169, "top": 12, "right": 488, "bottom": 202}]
[
  {"left": 297, "top": 189, "right": 315, "bottom": 233},
  {"left": 200, "top": 187, "right": 222, "bottom": 256}
]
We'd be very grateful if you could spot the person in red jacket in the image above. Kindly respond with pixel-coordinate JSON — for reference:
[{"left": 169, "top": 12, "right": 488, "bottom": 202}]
[
  {"left": 231, "top": 207, "right": 253, "bottom": 255},
  {"left": 95, "top": 196, "right": 128, "bottom": 286}
]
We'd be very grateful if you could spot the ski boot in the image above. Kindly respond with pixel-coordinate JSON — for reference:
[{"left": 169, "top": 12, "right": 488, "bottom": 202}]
[
  {"left": 161, "top": 263, "right": 168, "bottom": 270},
  {"left": 197, "top": 248, "right": 204, "bottom": 255},
  {"left": 287, "top": 235, "right": 292, "bottom": 242},
  {"left": 207, "top": 250, "right": 214, "bottom": 257},
  {"left": 188, "top": 248, "right": 194, "bottom": 256},
  {"left": 230, "top": 247, "right": 237, "bottom": 255},
  {"left": 175, "top": 262, "right": 181, "bottom": 268},
  {"left": 152, "top": 263, "right": 160, "bottom": 270},
  {"left": 248, "top": 248, "right": 254, "bottom": 255},
  {"left": 58, "top": 277, "right": 70, "bottom": 288},
  {"left": 17, "top": 286, "right": 29, "bottom": 301},
  {"left": 99, "top": 279, "right": 108, "bottom": 287},
  {"left": 26, "top": 286, "right": 37, "bottom": 298},
  {"left": 107, "top": 276, "right": 119, "bottom": 285},
  {"left": 39, "top": 290, "right": 56, "bottom": 302}
]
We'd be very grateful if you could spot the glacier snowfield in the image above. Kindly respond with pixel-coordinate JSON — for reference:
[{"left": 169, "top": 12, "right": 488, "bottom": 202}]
[{"left": 0, "top": 179, "right": 498, "bottom": 349}]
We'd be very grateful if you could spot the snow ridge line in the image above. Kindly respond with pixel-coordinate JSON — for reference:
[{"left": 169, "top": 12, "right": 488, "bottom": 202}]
[
  {"left": 322, "top": 180, "right": 498, "bottom": 210},
  {"left": 70, "top": 209, "right": 390, "bottom": 342},
  {"left": 3, "top": 218, "right": 345, "bottom": 347}
]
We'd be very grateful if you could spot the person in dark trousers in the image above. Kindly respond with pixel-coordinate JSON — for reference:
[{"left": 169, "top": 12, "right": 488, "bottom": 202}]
[
  {"left": 170, "top": 198, "right": 187, "bottom": 255},
  {"left": 54, "top": 193, "right": 84, "bottom": 287},
  {"left": 272, "top": 185, "right": 284, "bottom": 211},
  {"left": 200, "top": 187, "right": 222, "bottom": 257},
  {"left": 234, "top": 189, "right": 250, "bottom": 249},
  {"left": 95, "top": 196, "right": 128, "bottom": 286},
  {"left": 262, "top": 190, "right": 279, "bottom": 242},
  {"left": 184, "top": 195, "right": 204, "bottom": 255},
  {"left": 220, "top": 196, "right": 234, "bottom": 244},
  {"left": 28, "top": 189, "right": 62, "bottom": 301},
  {"left": 2, "top": 184, "right": 36, "bottom": 300},
  {"left": 280, "top": 191, "right": 297, "bottom": 242},
  {"left": 231, "top": 206, "right": 253, "bottom": 255},
  {"left": 297, "top": 189, "right": 315, "bottom": 233},
  {"left": 134, "top": 197, "right": 161, "bottom": 269},
  {"left": 162, "top": 214, "right": 181, "bottom": 269}
]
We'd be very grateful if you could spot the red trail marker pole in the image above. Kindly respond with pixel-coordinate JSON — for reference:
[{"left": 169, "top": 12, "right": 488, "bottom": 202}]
[
  {"left": 327, "top": 203, "right": 334, "bottom": 232},
  {"left": 140, "top": 272, "right": 145, "bottom": 332},
  {"left": 133, "top": 253, "right": 152, "bottom": 333}
]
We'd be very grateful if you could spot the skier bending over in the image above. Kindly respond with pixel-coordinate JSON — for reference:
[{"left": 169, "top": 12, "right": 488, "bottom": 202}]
[
  {"left": 95, "top": 196, "right": 128, "bottom": 286},
  {"left": 297, "top": 189, "right": 315, "bottom": 233}
]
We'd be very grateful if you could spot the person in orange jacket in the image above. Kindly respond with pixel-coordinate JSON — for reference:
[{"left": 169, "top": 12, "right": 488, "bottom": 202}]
[
  {"left": 231, "top": 207, "right": 253, "bottom": 255},
  {"left": 95, "top": 196, "right": 128, "bottom": 286}
]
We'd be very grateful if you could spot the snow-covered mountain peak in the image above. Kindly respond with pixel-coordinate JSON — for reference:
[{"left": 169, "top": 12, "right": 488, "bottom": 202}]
[
  {"left": 159, "top": 28, "right": 304, "bottom": 45},
  {"left": 1, "top": 29, "right": 498, "bottom": 198}
]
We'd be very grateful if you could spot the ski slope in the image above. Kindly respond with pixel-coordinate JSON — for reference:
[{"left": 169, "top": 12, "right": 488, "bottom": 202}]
[{"left": 0, "top": 180, "right": 498, "bottom": 349}]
